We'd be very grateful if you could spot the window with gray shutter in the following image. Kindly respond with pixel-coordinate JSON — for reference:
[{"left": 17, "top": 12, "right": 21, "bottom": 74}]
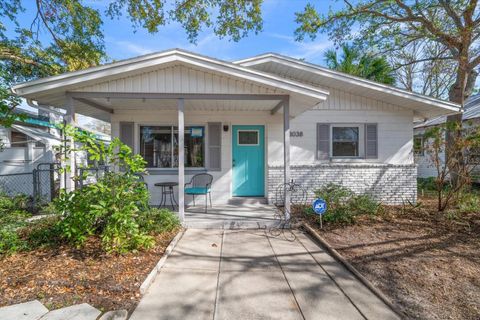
[
  {"left": 316, "top": 123, "right": 330, "bottom": 160},
  {"left": 365, "top": 123, "right": 378, "bottom": 159},
  {"left": 119, "top": 122, "right": 134, "bottom": 151},
  {"left": 208, "top": 122, "right": 221, "bottom": 171}
]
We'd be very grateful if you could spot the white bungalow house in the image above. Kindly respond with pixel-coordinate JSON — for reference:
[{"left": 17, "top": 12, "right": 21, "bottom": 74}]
[{"left": 11, "top": 49, "right": 460, "bottom": 221}]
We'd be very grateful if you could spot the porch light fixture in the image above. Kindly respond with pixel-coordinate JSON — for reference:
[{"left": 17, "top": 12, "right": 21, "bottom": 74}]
[{"left": 223, "top": 124, "right": 229, "bottom": 132}]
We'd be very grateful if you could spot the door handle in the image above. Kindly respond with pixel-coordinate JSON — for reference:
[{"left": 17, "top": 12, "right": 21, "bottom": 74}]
[{"left": 232, "top": 159, "right": 236, "bottom": 167}]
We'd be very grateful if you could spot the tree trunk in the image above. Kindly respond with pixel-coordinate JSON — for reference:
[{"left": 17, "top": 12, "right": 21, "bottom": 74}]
[{"left": 446, "top": 68, "right": 478, "bottom": 187}]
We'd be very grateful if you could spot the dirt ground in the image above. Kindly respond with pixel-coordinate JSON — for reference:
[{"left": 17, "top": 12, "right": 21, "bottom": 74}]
[
  {"left": 0, "top": 229, "right": 179, "bottom": 313},
  {"left": 297, "top": 198, "right": 480, "bottom": 320}
]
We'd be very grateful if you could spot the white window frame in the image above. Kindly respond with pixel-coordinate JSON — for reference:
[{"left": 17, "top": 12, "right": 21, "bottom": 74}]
[
  {"left": 330, "top": 124, "right": 364, "bottom": 159},
  {"left": 237, "top": 129, "right": 260, "bottom": 146},
  {"left": 138, "top": 124, "right": 206, "bottom": 170}
]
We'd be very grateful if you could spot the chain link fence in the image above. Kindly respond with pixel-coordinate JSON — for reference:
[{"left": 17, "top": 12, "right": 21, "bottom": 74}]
[{"left": 0, "top": 162, "right": 109, "bottom": 210}]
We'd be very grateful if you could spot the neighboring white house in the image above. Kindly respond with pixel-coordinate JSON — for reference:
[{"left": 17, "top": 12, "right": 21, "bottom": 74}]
[
  {"left": 414, "top": 94, "right": 480, "bottom": 180},
  {"left": 11, "top": 49, "right": 460, "bottom": 219},
  {"left": 0, "top": 108, "right": 62, "bottom": 175}
]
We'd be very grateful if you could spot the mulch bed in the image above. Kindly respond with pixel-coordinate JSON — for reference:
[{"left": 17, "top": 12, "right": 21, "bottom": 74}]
[
  {"left": 0, "top": 229, "right": 180, "bottom": 313},
  {"left": 295, "top": 198, "right": 480, "bottom": 320}
]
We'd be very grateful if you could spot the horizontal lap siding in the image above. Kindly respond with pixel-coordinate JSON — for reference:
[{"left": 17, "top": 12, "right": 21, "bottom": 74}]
[{"left": 286, "top": 87, "right": 414, "bottom": 166}]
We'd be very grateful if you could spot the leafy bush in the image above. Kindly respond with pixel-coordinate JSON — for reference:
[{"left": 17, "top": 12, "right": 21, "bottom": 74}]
[
  {"left": 138, "top": 208, "right": 181, "bottom": 234},
  {"left": 0, "top": 193, "right": 31, "bottom": 255},
  {"left": 349, "top": 194, "right": 383, "bottom": 216},
  {"left": 55, "top": 171, "right": 153, "bottom": 253},
  {"left": 417, "top": 177, "right": 438, "bottom": 191},
  {"left": 312, "top": 184, "right": 382, "bottom": 225},
  {"left": 54, "top": 130, "right": 179, "bottom": 253},
  {"left": 22, "top": 216, "right": 63, "bottom": 249},
  {"left": 457, "top": 192, "right": 480, "bottom": 213}
]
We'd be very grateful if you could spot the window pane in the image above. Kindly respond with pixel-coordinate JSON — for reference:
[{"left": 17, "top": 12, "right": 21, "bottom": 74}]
[
  {"left": 238, "top": 131, "right": 258, "bottom": 145},
  {"left": 172, "top": 127, "right": 205, "bottom": 168},
  {"left": 414, "top": 136, "right": 424, "bottom": 155},
  {"left": 140, "top": 126, "right": 172, "bottom": 168},
  {"left": 332, "top": 127, "right": 359, "bottom": 157},
  {"left": 11, "top": 131, "right": 29, "bottom": 147}
]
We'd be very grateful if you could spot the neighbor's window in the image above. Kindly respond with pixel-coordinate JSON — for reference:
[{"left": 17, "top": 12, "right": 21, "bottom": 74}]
[
  {"left": 140, "top": 126, "right": 204, "bottom": 168},
  {"left": 10, "top": 131, "right": 29, "bottom": 147},
  {"left": 414, "top": 135, "right": 424, "bottom": 156},
  {"left": 332, "top": 126, "right": 359, "bottom": 157}
]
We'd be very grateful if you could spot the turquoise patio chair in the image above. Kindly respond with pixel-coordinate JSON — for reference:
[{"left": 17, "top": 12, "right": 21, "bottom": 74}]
[{"left": 185, "top": 173, "right": 213, "bottom": 213}]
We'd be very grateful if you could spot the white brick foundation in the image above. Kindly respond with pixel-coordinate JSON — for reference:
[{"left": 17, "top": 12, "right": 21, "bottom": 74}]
[{"left": 268, "top": 164, "right": 417, "bottom": 205}]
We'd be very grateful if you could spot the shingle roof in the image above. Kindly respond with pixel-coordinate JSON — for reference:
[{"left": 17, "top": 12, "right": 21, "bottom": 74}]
[{"left": 414, "top": 94, "right": 480, "bottom": 128}]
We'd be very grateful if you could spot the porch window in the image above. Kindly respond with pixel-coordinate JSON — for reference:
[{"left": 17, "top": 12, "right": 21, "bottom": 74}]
[
  {"left": 332, "top": 126, "right": 359, "bottom": 157},
  {"left": 140, "top": 126, "right": 205, "bottom": 168}
]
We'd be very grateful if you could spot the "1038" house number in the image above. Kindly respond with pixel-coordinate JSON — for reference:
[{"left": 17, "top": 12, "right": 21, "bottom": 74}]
[{"left": 290, "top": 131, "right": 303, "bottom": 137}]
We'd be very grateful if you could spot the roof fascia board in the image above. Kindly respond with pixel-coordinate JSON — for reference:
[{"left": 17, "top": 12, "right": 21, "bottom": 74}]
[{"left": 237, "top": 54, "right": 460, "bottom": 112}]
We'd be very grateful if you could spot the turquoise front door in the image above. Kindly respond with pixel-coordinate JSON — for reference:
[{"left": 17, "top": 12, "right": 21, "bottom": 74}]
[{"left": 232, "top": 125, "right": 265, "bottom": 197}]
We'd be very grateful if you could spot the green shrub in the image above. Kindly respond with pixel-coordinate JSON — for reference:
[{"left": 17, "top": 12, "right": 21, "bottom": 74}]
[
  {"left": 0, "top": 227, "right": 28, "bottom": 254},
  {"left": 417, "top": 177, "right": 438, "bottom": 191},
  {"left": 314, "top": 183, "right": 353, "bottom": 210},
  {"left": 349, "top": 194, "right": 382, "bottom": 216},
  {"left": 0, "top": 193, "right": 31, "bottom": 255},
  {"left": 457, "top": 192, "right": 480, "bottom": 213},
  {"left": 138, "top": 208, "right": 181, "bottom": 234},
  {"left": 23, "top": 216, "right": 63, "bottom": 249},
  {"left": 55, "top": 172, "right": 152, "bottom": 253},
  {"left": 312, "top": 184, "right": 382, "bottom": 225}
]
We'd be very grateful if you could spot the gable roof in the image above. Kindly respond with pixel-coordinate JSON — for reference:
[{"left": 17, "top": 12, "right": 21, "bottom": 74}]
[
  {"left": 235, "top": 53, "right": 460, "bottom": 119},
  {"left": 12, "top": 49, "right": 328, "bottom": 101}
]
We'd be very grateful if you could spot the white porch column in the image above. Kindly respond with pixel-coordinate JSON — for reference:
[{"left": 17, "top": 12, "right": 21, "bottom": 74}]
[
  {"left": 283, "top": 97, "right": 291, "bottom": 220},
  {"left": 177, "top": 98, "right": 185, "bottom": 222},
  {"left": 65, "top": 96, "right": 76, "bottom": 192}
]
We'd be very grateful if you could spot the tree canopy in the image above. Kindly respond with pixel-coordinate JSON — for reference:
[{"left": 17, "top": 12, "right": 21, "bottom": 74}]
[
  {"left": 295, "top": 0, "right": 480, "bottom": 105},
  {"left": 324, "top": 44, "right": 396, "bottom": 85}
]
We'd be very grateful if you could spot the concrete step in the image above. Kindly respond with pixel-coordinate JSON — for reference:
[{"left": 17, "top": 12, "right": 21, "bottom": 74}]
[
  {"left": 184, "top": 220, "right": 283, "bottom": 229},
  {"left": 0, "top": 300, "right": 48, "bottom": 320},
  {"left": 227, "top": 197, "right": 268, "bottom": 205}
]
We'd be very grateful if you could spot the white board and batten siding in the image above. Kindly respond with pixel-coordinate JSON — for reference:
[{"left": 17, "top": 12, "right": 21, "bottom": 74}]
[{"left": 75, "top": 64, "right": 280, "bottom": 95}]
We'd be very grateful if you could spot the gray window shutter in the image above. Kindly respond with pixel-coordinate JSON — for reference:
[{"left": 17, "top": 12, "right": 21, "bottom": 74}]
[
  {"left": 208, "top": 122, "right": 221, "bottom": 171},
  {"left": 365, "top": 123, "right": 378, "bottom": 159},
  {"left": 316, "top": 124, "right": 330, "bottom": 160},
  {"left": 119, "top": 122, "right": 134, "bottom": 151}
]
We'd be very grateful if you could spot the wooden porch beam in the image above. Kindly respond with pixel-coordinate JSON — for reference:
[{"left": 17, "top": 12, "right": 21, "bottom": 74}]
[
  {"left": 74, "top": 97, "right": 114, "bottom": 114},
  {"left": 67, "top": 91, "right": 289, "bottom": 101},
  {"left": 270, "top": 100, "right": 284, "bottom": 115}
]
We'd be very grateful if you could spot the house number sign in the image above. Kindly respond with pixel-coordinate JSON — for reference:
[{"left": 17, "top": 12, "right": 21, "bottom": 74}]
[{"left": 290, "top": 131, "right": 303, "bottom": 137}]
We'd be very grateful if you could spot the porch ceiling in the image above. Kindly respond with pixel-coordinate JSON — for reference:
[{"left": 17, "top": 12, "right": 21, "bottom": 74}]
[{"left": 35, "top": 91, "right": 318, "bottom": 122}]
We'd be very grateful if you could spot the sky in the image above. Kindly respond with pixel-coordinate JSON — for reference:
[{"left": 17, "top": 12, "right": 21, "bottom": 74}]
[{"left": 89, "top": 0, "right": 339, "bottom": 65}]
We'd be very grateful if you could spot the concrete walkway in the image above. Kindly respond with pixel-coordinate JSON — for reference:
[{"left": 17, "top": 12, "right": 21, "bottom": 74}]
[{"left": 130, "top": 229, "right": 400, "bottom": 320}]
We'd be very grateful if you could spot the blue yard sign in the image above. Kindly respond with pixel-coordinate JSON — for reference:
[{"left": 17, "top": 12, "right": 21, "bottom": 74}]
[
  {"left": 312, "top": 198, "right": 327, "bottom": 229},
  {"left": 312, "top": 198, "right": 327, "bottom": 215}
]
